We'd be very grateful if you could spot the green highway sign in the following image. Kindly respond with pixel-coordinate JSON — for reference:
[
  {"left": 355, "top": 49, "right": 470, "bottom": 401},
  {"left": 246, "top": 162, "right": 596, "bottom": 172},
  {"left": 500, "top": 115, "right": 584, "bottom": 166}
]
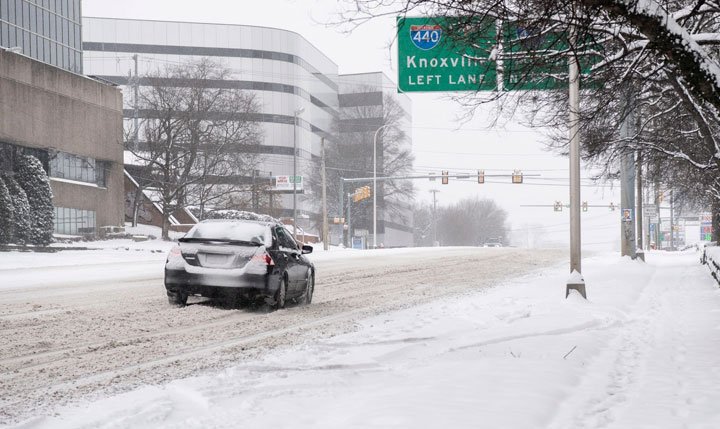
[
  {"left": 397, "top": 17, "right": 497, "bottom": 92},
  {"left": 397, "top": 17, "right": 600, "bottom": 93}
]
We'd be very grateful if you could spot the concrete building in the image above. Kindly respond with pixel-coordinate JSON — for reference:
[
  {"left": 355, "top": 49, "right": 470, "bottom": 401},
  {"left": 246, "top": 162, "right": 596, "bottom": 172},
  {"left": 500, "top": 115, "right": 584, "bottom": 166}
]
[
  {"left": 0, "top": 1, "right": 124, "bottom": 237},
  {"left": 0, "top": 49, "right": 124, "bottom": 235},
  {"left": 81, "top": 17, "right": 413, "bottom": 246}
]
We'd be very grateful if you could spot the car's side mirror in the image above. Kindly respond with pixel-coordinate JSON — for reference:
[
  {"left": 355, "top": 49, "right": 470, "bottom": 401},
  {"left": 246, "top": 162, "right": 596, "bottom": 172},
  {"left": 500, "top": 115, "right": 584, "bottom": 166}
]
[{"left": 301, "top": 245, "right": 313, "bottom": 254}]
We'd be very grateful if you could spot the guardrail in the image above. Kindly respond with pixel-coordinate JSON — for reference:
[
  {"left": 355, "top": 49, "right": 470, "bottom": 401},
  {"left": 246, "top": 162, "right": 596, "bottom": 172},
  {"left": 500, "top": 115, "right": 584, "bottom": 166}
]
[{"left": 701, "top": 244, "right": 720, "bottom": 286}]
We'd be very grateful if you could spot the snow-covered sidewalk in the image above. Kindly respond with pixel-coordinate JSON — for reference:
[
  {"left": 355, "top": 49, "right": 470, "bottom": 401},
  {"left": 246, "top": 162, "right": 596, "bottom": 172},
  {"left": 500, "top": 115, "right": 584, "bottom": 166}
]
[{"left": 13, "top": 251, "right": 720, "bottom": 428}]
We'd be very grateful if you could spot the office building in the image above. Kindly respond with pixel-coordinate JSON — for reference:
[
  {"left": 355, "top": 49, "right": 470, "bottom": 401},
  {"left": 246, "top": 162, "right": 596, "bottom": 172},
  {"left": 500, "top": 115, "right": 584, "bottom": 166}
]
[
  {"left": 82, "top": 17, "right": 413, "bottom": 246},
  {"left": 0, "top": 2, "right": 124, "bottom": 237},
  {"left": 0, "top": 0, "right": 83, "bottom": 73}
]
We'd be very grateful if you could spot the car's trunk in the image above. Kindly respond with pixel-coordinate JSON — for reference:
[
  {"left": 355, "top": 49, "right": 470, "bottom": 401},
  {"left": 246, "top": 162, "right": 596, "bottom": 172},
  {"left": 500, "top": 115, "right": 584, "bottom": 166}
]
[{"left": 181, "top": 243, "right": 260, "bottom": 269}]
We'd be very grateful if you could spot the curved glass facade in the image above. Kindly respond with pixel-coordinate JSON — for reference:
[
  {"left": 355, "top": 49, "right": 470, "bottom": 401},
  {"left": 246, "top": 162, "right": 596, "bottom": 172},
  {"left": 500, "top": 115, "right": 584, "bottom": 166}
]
[
  {"left": 82, "top": 17, "right": 340, "bottom": 219},
  {"left": 0, "top": 0, "right": 82, "bottom": 73}
]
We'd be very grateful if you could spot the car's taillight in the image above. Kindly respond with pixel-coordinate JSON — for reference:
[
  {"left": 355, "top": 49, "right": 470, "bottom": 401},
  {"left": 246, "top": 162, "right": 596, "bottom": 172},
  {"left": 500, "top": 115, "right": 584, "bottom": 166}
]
[
  {"left": 251, "top": 252, "right": 274, "bottom": 266},
  {"left": 168, "top": 246, "right": 182, "bottom": 259}
]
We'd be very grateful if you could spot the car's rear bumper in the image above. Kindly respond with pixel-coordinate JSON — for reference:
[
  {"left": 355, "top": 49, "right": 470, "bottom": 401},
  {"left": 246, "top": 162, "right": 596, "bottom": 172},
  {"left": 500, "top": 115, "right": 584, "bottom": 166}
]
[{"left": 164, "top": 268, "right": 280, "bottom": 298}]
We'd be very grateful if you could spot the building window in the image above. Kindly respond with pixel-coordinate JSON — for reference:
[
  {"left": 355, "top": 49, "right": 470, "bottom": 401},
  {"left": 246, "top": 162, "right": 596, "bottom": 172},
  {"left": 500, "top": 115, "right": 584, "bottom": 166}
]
[
  {"left": 49, "top": 151, "right": 109, "bottom": 187},
  {"left": 54, "top": 206, "right": 96, "bottom": 235}
]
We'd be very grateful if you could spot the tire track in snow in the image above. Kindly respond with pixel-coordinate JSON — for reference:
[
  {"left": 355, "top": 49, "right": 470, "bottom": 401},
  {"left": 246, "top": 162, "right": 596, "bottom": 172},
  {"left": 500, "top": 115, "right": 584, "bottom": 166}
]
[{"left": 0, "top": 248, "right": 565, "bottom": 425}]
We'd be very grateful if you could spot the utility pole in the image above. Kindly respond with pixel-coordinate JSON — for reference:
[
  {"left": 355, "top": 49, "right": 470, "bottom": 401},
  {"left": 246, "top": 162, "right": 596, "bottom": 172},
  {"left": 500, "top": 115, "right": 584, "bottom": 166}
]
[
  {"left": 566, "top": 23, "right": 586, "bottom": 299},
  {"left": 252, "top": 169, "right": 259, "bottom": 212},
  {"left": 620, "top": 90, "right": 637, "bottom": 259},
  {"left": 636, "top": 151, "right": 644, "bottom": 260},
  {"left": 339, "top": 179, "right": 345, "bottom": 247},
  {"left": 321, "top": 138, "right": 328, "bottom": 250},
  {"left": 655, "top": 183, "right": 662, "bottom": 248},
  {"left": 670, "top": 189, "right": 675, "bottom": 250},
  {"left": 429, "top": 189, "right": 439, "bottom": 246},
  {"left": 132, "top": 54, "right": 139, "bottom": 151},
  {"left": 347, "top": 192, "right": 353, "bottom": 249},
  {"left": 292, "top": 108, "right": 304, "bottom": 241}
]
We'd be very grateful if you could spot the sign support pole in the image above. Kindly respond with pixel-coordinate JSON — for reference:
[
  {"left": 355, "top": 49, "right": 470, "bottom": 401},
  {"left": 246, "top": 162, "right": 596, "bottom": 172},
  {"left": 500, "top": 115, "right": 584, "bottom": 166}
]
[
  {"left": 620, "top": 90, "right": 637, "bottom": 259},
  {"left": 566, "top": 23, "right": 586, "bottom": 299}
]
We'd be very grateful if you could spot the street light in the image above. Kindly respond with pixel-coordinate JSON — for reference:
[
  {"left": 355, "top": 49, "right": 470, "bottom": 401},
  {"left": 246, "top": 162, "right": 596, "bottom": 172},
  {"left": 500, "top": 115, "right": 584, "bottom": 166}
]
[
  {"left": 293, "top": 107, "right": 304, "bottom": 242},
  {"left": 372, "top": 123, "right": 391, "bottom": 249}
]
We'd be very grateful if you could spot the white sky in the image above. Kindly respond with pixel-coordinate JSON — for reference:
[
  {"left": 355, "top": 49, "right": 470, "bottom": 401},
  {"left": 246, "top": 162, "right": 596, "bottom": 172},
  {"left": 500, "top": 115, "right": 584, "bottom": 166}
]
[{"left": 82, "top": 0, "right": 622, "bottom": 250}]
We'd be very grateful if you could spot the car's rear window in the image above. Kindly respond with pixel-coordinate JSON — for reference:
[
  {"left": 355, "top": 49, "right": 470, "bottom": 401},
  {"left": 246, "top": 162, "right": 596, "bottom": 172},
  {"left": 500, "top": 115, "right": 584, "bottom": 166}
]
[{"left": 184, "top": 222, "right": 271, "bottom": 245}]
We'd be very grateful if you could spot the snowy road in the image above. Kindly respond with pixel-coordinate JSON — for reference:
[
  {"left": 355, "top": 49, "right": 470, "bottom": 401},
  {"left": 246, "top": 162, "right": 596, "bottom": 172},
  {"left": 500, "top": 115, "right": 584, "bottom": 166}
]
[{"left": 0, "top": 247, "right": 565, "bottom": 425}]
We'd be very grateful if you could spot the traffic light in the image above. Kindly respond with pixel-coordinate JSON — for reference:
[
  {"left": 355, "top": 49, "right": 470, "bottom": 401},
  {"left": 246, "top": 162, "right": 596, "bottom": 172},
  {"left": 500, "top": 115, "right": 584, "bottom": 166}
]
[
  {"left": 441, "top": 170, "right": 449, "bottom": 185},
  {"left": 582, "top": 201, "right": 588, "bottom": 212},
  {"left": 352, "top": 186, "right": 371, "bottom": 202},
  {"left": 609, "top": 202, "right": 616, "bottom": 211},
  {"left": 512, "top": 170, "right": 523, "bottom": 184},
  {"left": 554, "top": 201, "right": 563, "bottom": 212},
  {"left": 477, "top": 170, "right": 485, "bottom": 184}
]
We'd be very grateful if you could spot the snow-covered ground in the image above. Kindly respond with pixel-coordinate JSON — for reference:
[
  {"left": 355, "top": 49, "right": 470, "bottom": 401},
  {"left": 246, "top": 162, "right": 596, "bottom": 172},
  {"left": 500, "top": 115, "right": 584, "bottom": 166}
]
[{"left": 9, "top": 250, "right": 720, "bottom": 428}]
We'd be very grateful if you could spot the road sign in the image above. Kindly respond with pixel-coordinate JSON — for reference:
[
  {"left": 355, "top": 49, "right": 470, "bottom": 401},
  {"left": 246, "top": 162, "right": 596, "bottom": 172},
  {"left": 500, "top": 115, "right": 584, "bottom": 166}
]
[
  {"left": 397, "top": 17, "right": 599, "bottom": 93},
  {"left": 644, "top": 205, "right": 658, "bottom": 216},
  {"left": 397, "top": 16, "right": 497, "bottom": 92},
  {"left": 274, "top": 175, "right": 303, "bottom": 191},
  {"left": 352, "top": 236, "right": 364, "bottom": 250}
]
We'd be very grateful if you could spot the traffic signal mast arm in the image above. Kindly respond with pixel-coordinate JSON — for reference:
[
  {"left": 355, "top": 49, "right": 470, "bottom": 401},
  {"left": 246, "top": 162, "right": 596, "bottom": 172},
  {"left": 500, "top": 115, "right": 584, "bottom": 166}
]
[
  {"left": 521, "top": 202, "right": 620, "bottom": 211},
  {"left": 341, "top": 173, "right": 540, "bottom": 183}
]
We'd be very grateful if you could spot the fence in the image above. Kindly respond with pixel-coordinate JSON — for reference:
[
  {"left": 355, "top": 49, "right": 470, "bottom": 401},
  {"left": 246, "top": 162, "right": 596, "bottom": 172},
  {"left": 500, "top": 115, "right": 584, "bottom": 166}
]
[{"left": 701, "top": 244, "right": 720, "bottom": 286}]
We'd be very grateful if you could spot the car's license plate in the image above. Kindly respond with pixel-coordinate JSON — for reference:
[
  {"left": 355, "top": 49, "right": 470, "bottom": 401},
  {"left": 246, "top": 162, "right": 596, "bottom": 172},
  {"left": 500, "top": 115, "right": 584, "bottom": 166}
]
[{"left": 205, "top": 254, "right": 228, "bottom": 265}]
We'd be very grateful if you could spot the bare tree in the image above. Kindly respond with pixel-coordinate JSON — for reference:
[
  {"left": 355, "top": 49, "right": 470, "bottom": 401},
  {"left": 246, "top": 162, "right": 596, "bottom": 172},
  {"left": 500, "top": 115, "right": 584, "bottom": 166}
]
[
  {"left": 436, "top": 197, "right": 509, "bottom": 246},
  {"left": 308, "top": 92, "right": 414, "bottom": 239},
  {"left": 412, "top": 201, "right": 434, "bottom": 246},
  {"left": 128, "top": 58, "right": 263, "bottom": 239},
  {"left": 341, "top": 0, "right": 720, "bottom": 239}
]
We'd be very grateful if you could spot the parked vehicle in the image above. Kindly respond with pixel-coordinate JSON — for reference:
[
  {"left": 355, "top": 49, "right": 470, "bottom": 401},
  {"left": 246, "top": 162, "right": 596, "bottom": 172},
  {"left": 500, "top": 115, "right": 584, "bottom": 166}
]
[
  {"left": 483, "top": 238, "right": 502, "bottom": 248},
  {"left": 164, "top": 219, "right": 314, "bottom": 309}
]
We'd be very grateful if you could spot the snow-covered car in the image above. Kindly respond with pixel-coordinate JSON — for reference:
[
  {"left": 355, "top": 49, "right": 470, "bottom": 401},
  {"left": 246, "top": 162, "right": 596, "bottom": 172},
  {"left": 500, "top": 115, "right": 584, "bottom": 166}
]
[{"left": 164, "top": 219, "right": 314, "bottom": 309}]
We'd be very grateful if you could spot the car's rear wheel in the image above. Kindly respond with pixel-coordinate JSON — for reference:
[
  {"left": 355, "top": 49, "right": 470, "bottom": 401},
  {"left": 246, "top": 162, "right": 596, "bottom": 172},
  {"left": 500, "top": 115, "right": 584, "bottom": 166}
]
[
  {"left": 167, "top": 291, "right": 188, "bottom": 307},
  {"left": 300, "top": 271, "right": 314, "bottom": 305},
  {"left": 273, "top": 278, "right": 287, "bottom": 310}
]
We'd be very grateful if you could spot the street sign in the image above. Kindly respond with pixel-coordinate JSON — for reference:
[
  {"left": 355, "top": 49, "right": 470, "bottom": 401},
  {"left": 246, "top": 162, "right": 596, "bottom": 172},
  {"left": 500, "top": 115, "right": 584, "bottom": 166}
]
[
  {"left": 700, "top": 212, "right": 712, "bottom": 241},
  {"left": 397, "top": 17, "right": 599, "bottom": 93},
  {"left": 354, "top": 229, "right": 369, "bottom": 237},
  {"left": 397, "top": 16, "right": 497, "bottom": 92},
  {"left": 273, "top": 175, "right": 303, "bottom": 191},
  {"left": 352, "top": 236, "right": 364, "bottom": 250},
  {"left": 644, "top": 205, "right": 658, "bottom": 216}
]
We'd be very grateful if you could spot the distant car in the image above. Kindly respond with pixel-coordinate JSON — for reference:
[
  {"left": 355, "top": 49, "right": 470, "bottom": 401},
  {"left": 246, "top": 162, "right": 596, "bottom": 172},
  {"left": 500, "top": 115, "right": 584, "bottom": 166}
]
[
  {"left": 164, "top": 219, "right": 314, "bottom": 309},
  {"left": 483, "top": 242, "right": 502, "bottom": 248}
]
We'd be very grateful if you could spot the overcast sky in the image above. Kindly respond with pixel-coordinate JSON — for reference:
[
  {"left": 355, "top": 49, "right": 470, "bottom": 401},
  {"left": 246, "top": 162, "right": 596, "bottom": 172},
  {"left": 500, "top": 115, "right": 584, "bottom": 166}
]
[{"left": 82, "top": 0, "right": 622, "bottom": 250}]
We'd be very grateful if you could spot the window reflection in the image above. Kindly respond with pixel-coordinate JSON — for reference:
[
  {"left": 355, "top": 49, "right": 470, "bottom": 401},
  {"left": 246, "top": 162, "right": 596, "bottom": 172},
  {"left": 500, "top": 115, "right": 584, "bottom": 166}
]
[
  {"left": 0, "top": 0, "right": 82, "bottom": 72},
  {"left": 49, "top": 151, "right": 108, "bottom": 187},
  {"left": 54, "top": 206, "right": 96, "bottom": 235}
]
